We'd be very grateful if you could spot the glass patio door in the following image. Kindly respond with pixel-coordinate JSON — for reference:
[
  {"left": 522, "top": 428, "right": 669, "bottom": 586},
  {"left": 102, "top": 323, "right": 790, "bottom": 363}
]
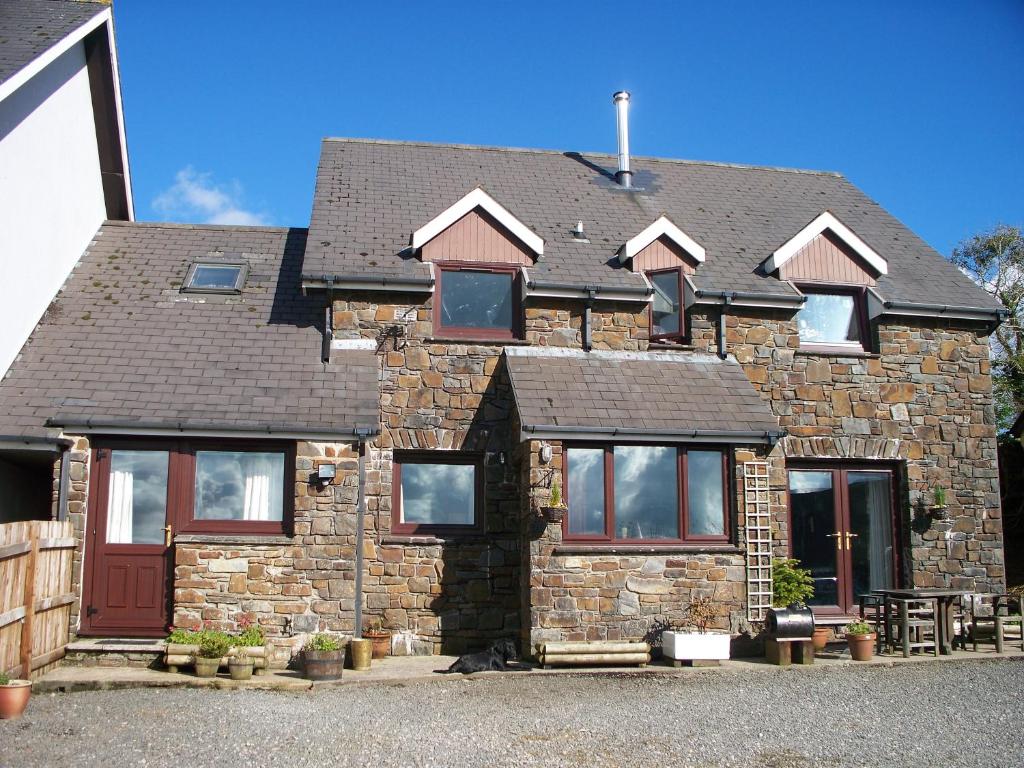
[{"left": 788, "top": 465, "right": 896, "bottom": 615}]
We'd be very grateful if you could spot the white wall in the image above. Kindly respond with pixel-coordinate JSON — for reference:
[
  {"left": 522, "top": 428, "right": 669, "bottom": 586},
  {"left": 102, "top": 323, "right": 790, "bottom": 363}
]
[{"left": 0, "top": 41, "right": 106, "bottom": 378}]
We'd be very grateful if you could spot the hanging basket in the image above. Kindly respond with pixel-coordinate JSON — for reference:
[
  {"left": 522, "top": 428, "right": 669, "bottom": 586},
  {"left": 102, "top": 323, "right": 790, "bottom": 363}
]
[{"left": 540, "top": 506, "right": 566, "bottom": 524}]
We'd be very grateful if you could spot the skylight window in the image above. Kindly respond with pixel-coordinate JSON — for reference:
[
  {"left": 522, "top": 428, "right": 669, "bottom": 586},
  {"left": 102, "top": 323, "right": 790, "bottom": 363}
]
[{"left": 182, "top": 262, "right": 247, "bottom": 293}]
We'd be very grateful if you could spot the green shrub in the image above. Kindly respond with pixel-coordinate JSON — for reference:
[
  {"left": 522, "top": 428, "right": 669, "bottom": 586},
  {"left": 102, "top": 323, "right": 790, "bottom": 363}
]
[
  {"left": 933, "top": 486, "right": 947, "bottom": 506},
  {"left": 0, "top": 672, "right": 10, "bottom": 686},
  {"left": 549, "top": 476, "right": 564, "bottom": 508},
  {"left": 196, "top": 631, "right": 233, "bottom": 659},
  {"left": 303, "top": 633, "right": 342, "bottom": 652},
  {"left": 167, "top": 627, "right": 203, "bottom": 645},
  {"left": 844, "top": 620, "right": 873, "bottom": 636},
  {"left": 234, "top": 617, "right": 265, "bottom": 647},
  {"left": 772, "top": 558, "right": 815, "bottom": 607}
]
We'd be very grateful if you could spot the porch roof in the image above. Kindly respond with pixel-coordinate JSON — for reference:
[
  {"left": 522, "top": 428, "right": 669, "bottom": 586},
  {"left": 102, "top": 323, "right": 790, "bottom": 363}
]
[{"left": 504, "top": 348, "right": 783, "bottom": 444}]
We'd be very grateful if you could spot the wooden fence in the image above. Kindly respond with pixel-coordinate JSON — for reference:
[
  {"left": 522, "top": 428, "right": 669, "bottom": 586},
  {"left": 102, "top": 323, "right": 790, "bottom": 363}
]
[{"left": 0, "top": 521, "right": 76, "bottom": 678}]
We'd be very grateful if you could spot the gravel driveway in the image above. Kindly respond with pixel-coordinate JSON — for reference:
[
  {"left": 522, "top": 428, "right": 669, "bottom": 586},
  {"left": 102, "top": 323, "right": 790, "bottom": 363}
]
[{"left": 2, "top": 658, "right": 1022, "bottom": 768}]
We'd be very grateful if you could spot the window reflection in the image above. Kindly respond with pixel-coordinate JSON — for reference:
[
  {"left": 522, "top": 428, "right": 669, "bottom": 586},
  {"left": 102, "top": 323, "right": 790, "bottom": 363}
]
[
  {"left": 798, "top": 293, "right": 861, "bottom": 345},
  {"left": 400, "top": 463, "right": 476, "bottom": 525},
  {"left": 567, "top": 448, "right": 605, "bottom": 535},
  {"left": 440, "top": 271, "right": 513, "bottom": 330},
  {"left": 687, "top": 451, "right": 725, "bottom": 535},
  {"left": 195, "top": 451, "right": 284, "bottom": 521},
  {"left": 614, "top": 446, "right": 679, "bottom": 539},
  {"left": 107, "top": 451, "right": 169, "bottom": 544},
  {"left": 650, "top": 271, "right": 681, "bottom": 336}
]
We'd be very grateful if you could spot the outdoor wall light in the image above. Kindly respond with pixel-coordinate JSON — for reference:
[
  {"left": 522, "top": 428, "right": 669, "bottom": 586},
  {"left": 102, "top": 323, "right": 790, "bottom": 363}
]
[
  {"left": 313, "top": 463, "right": 337, "bottom": 484},
  {"left": 539, "top": 444, "right": 553, "bottom": 464}
]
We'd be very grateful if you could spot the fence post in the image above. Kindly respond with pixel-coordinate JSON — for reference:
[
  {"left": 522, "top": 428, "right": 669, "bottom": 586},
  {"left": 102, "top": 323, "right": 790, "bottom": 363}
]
[{"left": 20, "top": 523, "right": 38, "bottom": 677}]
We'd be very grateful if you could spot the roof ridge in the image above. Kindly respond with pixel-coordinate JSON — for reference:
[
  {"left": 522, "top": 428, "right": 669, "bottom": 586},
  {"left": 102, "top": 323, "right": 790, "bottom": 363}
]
[
  {"left": 322, "top": 136, "right": 843, "bottom": 178},
  {"left": 101, "top": 220, "right": 304, "bottom": 234}
]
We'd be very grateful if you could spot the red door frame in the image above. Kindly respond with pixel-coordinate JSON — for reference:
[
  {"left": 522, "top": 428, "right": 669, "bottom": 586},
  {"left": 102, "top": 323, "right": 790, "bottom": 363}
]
[{"left": 786, "top": 460, "right": 901, "bottom": 616}]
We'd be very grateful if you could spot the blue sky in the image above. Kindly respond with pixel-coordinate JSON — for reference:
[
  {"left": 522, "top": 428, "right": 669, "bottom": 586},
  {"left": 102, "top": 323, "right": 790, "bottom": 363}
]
[{"left": 116, "top": 1, "right": 1023, "bottom": 257}]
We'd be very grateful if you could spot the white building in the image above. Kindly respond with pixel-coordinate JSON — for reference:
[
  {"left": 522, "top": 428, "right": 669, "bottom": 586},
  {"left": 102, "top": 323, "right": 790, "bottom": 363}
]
[{"left": 0, "top": 0, "right": 133, "bottom": 380}]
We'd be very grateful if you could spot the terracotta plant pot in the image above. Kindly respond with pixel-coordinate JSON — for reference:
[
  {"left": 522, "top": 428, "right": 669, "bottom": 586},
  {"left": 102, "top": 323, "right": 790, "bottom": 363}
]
[
  {"left": 812, "top": 626, "right": 831, "bottom": 651},
  {"left": 847, "top": 632, "right": 876, "bottom": 661},
  {"left": 541, "top": 506, "right": 566, "bottom": 524},
  {"left": 193, "top": 656, "right": 221, "bottom": 678},
  {"left": 0, "top": 681, "right": 32, "bottom": 719},
  {"left": 348, "top": 638, "right": 372, "bottom": 671},
  {"left": 364, "top": 631, "right": 391, "bottom": 659},
  {"left": 228, "top": 659, "right": 254, "bottom": 681},
  {"left": 304, "top": 649, "right": 346, "bottom": 680}
]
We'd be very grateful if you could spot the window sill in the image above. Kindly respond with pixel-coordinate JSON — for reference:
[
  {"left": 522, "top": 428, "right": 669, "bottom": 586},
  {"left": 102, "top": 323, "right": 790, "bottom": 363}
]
[
  {"left": 648, "top": 342, "right": 695, "bottom": 351},
  {"left": 554, "top": 543, "right": 741, "bottom": 555},
  {"left": 382, "top": 534, "right": 486, "bottom": 546},
  {"left": 795, "top": 346, "right": 879, "bottom": 359},
  {"left": 174, "top": 534, "right": 294, "bottom": 546},
  {"left": 425, "top": 337, "right": 531, "bottom": 346}
]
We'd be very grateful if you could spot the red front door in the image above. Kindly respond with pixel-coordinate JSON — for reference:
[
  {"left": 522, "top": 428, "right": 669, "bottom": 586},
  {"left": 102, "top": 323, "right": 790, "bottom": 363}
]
[{"left": 82, "top": 447, "right": 174, "bottom": 636}]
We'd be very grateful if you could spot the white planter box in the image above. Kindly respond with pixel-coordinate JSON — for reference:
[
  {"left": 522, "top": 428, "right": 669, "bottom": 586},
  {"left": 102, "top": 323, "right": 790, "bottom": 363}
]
[{"left": 662, "top": 630, "right": 731, "bottom": 661}]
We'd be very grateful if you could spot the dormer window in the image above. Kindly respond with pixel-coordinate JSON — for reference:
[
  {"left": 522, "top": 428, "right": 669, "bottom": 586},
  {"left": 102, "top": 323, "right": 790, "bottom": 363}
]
[
  {"left": 797, "top": 286, "right": 868, "bottom": 351},
  {"left": 648, "top": 268, "right": 684, "bottom": 340},
  {"left": 183, "top": 262, "right": 247, "bottom": 294},
  {"left": 435, "top": 264, "right": 520, "bottom": 340}
]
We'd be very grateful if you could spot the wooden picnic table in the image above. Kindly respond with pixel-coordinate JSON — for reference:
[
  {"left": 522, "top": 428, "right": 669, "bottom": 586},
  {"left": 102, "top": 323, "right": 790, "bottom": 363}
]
[{"left": 873, "top": 588, "right": 972, "bottom": 655}]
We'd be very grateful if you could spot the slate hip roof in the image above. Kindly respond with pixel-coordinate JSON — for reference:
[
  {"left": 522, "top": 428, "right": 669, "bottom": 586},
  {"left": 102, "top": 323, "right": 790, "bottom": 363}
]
[
  {"left": 304, "top": 138, "right": 999, "bottom": 311},
  {"left": 504, "top": 347, "right": 783, "bottom": 444},
  {"left": 0, "top": 0, "right": 105, "bottom": 86},
  {"left": 0, "top": 222, "right": 379, "bottom": 442}
]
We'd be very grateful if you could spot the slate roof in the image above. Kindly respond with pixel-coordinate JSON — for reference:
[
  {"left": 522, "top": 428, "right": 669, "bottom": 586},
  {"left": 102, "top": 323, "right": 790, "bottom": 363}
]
[
  {"left": 305, "top": 138, "right": 998, "bottom": 310},
  {"left": 0, "top": 0, "right": 105, "bottom": 86},
  {"left": 0, "top": 222, "right": 380, "bottom": 441},
  {"left": 504, "top": 348, "right": 782, "bottom": 442}
]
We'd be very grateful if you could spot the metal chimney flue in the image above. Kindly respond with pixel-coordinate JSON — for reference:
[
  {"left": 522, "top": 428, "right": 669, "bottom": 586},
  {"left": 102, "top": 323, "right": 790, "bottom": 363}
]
[{"left": 613, "top": 91, "right": 632, "bottom": 188}]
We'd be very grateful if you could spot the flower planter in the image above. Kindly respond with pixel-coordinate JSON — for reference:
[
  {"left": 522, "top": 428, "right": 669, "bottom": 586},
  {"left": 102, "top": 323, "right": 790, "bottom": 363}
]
[
  {"left": 228, "top": 658, "right": 254, "bottom": 681},
  {"left": 304, "top": 648, "right": 346, "bottom": 680},
  {"left": 540, "top": 506, "right": 566, "bottom": 524},
  {"left": 662, "top": 630, "right": 731, "bottom": 666},
  {"left": 847, "top": 632, "right": 876, "bottom": 661},
  {"left": 929, "top": 505, "right": 950, "bottom": 521},
  {"left": 364, "top": 631, "right": 391, "bottom": 659},
  {"left": 164, "top": 644, "right": 268, "bottom": 674},
  {"left": 0, "top": 680, "right": 32, "bottom": 719},
  {"left": 193, "top": 656, "right": 221, "bottom": 678}
]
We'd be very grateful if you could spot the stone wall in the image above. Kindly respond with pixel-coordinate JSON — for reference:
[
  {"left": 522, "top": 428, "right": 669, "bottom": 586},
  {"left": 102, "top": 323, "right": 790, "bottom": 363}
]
[{"left": 56, "top": 436, "right": 91, "bottom": 642}]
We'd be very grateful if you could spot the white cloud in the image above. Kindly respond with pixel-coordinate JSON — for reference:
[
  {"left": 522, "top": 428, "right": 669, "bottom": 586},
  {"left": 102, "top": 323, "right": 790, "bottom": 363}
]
[{"left": 152, "top": 166, "right": 269, "bottom": 226}]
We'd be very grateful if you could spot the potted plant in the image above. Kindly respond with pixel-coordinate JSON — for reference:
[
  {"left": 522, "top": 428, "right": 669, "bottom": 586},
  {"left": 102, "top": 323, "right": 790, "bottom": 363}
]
[
  {"left": 770, "top": 557, "right": 822, "bottom": 647},
  {"left": 232, "top": 617, "right": 268, "bottom": 674},
  {"left": 930, "top": 487, "right": 950, "bottom": 520},
  {"left": 0, "top": 671, "right": 32, "bottom": 719},
  {"left": 228, "top": 647, "right": 255, "bottom": 681},
  {"left": 193, "top": 631, "right": 232, "bottom": 678},
  {"left": 303, "top": 634, "right": 346, "bottom": 680},
  {"left": 844, "top": 619, "right": 876, "bottom": 661},
  {"left": 661, "top": 596, "right": 731, "bottom": 666},
  {"left": 540, "top": 476, "right": 567, "bottom": 524},
  {"left": 363, "top": 616, "right": 391, "bottom": 659}
]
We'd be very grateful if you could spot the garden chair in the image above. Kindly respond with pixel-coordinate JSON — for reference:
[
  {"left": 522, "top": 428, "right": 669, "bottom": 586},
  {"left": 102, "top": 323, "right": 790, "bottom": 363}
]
[
  {"left": 971, "top": 594, "right": 1024, "bottom": 653},
  {"left": 888, "top": 597, "right": 940, "bottom": 658}
]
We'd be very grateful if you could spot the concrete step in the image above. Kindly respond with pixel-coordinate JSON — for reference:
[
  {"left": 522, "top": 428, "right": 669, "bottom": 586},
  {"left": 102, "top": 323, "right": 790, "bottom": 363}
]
[{"left": 63, "top": 638, "right": 167, "bottom": 669}]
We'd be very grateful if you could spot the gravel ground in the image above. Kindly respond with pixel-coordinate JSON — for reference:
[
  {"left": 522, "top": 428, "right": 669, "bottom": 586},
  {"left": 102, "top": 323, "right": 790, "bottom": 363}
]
[{"left": 2, "top": 658, "right": 1022, "bottom": 768}]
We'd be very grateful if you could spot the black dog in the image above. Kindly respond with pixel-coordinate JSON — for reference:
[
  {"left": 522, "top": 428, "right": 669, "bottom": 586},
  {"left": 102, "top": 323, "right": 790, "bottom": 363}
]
[{"left": 444, "top": 639, "right": 519, "bottom": 674}]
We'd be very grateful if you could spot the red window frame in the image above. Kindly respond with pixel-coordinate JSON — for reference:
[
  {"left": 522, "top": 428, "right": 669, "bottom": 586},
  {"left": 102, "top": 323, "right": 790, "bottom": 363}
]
[
  {"left": 795, "top": 284, "right": 872, "bottom": 353},
  {"left": 434, "top": 263, "right": 522, "bottom": 341},
  {"left": 646, "top": 267, "right": 686, "bottom": 341},
  {"left": 562, "top": 444, "right": 731, "bottom": 545},
  {"left": 391, "top": 452, "right": 484, "bottom": 535},
  {"left": 91, "top": 438, "right": 294, "bottom": 537}
]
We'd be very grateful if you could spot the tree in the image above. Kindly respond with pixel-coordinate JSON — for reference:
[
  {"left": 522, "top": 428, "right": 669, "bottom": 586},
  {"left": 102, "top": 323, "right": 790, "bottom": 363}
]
[{"left": 951, "top": 225, "right": 1024, "bottom": 433}]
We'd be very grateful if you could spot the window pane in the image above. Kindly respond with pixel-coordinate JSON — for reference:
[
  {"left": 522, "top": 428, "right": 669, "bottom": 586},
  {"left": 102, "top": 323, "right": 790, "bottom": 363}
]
[
  {"left": 567, "top": 448, "right": 605, "bottom": 535},
  {"left": 107, "top": 451, "right": 168, "bottom": 544},
  {"left": 440, "top": 271, "right": 513, "bottom": 330},
  {"left": 613, "top": 446, "right": 679, "bottom": 539},
  {"left": 687, "top": 451, "right": 725, "bottom": 536},
  {"left": 798, "top": 293, "right": 861, "bottom": 345},
  {"left": 189, "top": 264, "right": 242, "bottom": 290},
  {"left": 788, "top": 470, "right": 840, "bottom": 607},
  {"left": 400, "top": 462, "right": 476, "bottom": 525},
  {"left": 650, "top": 271, "right": 681, "bottom": 336},
  {"left": 195, "top": 451, "right": 284, "bottom": 521}
]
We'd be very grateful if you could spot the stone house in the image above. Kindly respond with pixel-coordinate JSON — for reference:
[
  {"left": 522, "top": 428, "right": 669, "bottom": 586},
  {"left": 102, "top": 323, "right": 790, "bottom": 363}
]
[{"left": 0, "top": 100, "right": 1007, "bottom": 657}]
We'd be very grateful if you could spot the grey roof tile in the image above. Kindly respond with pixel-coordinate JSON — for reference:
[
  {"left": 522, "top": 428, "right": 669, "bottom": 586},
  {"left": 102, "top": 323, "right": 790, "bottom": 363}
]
[
  {"left": 306, "top": 138, "right": 997, "bottom": 309},
  {"left": 0, "top": 222, "right": 379, "bottom": 440},
  {"left": 0, "top": 0, "right": 105, "bottom": 86},
  {"left": 504, "top": 348, "right": 781, "bottom": 439}
]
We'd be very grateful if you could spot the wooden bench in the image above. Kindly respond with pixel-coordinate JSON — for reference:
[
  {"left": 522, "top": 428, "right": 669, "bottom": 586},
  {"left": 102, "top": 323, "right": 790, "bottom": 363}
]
[
  {"left": 537, "top": 641, "right": 651, "bottom": 669},
  {"left": 764, "top": 637, "right": 814, "bottom": 666}
]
